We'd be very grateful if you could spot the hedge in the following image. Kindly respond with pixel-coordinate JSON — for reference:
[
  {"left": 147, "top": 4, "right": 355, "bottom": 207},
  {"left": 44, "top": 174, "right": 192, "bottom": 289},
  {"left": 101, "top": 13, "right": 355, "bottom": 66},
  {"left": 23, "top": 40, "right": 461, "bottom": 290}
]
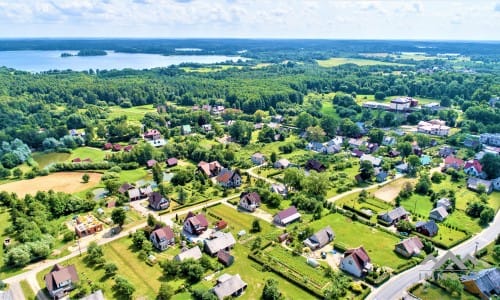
[
  {"left": 365, "top": 272, "right": 390, "bottom": 286},
  {"left": 411, "top": 230, "right": 472, "bottom": 250},
  {"left": 333, "top": 242, "right": 348, "bottom": 253},
  {"left": 393, "top": 259, "right": 418, "bottom": 274},
  {"left": 377, "top": 218, "right": 392, "bottom": 227},
  {"left": 49, "top": 162, "right": 115, "bottom": 172},
  {"left": 342, "top": 205, "right": 373, "bottom": 220}
]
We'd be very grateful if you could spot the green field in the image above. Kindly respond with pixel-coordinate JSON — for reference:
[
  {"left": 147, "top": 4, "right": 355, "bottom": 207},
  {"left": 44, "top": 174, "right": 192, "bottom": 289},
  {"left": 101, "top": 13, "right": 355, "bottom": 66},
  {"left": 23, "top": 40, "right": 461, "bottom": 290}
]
[
  {"left": 309, "top": 213, "right": 408, "bottom": 269},
  {"left": 412, "top": 282, "right": 477, "bottom": 300},
  {"left": 20, "top": 280, "right": 36, "bottom": 300},
  {"left": 70, "top": 147, "right": 107, "bottom": 161},
  {"left": 317, "top": 57, "right": 407, "bottom": 67},
  {"left": 108, "top": 104, "right": 156, "bottom": 124},
  {"left": 32, "top": 152, "right": 71, "bottom": 168}
]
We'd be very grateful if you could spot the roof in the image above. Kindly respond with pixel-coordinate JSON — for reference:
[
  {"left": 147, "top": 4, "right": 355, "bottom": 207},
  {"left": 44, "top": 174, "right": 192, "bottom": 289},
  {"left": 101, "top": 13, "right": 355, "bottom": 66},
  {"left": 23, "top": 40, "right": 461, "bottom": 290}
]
[
  {"left": 396, "top": 237, "right": 424, "bottom": 255},
  {"left": 420, "top": 155, "right": 432, "bottom": 165},
  {"left": 464, "top": 159, "right": 483, "bottom": 173},
  {"left": 166, "top": 157, "right": 178, "bottom": 166},
  {"left": 216, "top": 169, "right": 238, "bottom": 183},
  {"left": 437, "top": 198, "right": 451, "bottom": 208},
  {"left": 185, "top": 213, "right": 209, "bottom": 228},
  {"left": 252, "top": 152, "right": 264, "bottom": 159},
  {"left": 275, "top": 158, "right": 290, "bottom": 168},
  {"left": 118, "top": 183, "right": 134, "bottom": 194},
  {"left": 213, "top": 274, "right": 247, "bottom": 300},
  {"left": 379, "top": 206, "right": 409, "bottom": 222},
  {"left": 444, "top": 155, "right": 464, "bottom": 167},
  {"left": 467, "top": 177, "right": 492, "bottom": 191},
  {"left": 276, "top": 206, "right": 299, "bottom": 220},
  {"left": 80, "top": 290, "right": 105, "bottom": 300},
  {"left": 217, "top": 250, "right": 234, "bottom": 265},
  {"left": 306, "top": 159, "right": 326, "bottom": 171},
  {"left": 175, "top": 246, "right": 203, "bottom": 261},
  {"left": 416, "top": 220, "right": 439, "bottom": 236},
  {"left": 149, "top": 192, "right": 169, "bottom": 208},
  {"left": 198, "top": 161, "right": 222, "bottom": 176},
  {"left": 360, "top": 154, "right": 382, "bottom": 166},
  {"left": 344, "top": 247, "right": 371, "bottom": 270},
  {"left": 461, "top": 267, "right": 500, "bottom": 297},
  {"left": 45, "top": 264, "right": 79, "bottom": 293},
  {"left": 430, "top": 206, "right": 449, "bottom": 219},
  {"left": 151, "top": 226, "right": 175, "bottom": 241},
  {"left": 0, "top": 290, "right": 13, "bottom": 300},
  {"left": 205, "top": 232, "right": 236, "bottom": 255},
  {"left": 391, "top": 97, "right": 411, "bottom": 104},
  {"left": 240, "top": 192, "right": 261, "bottom": 205},
  {"left": 307, "top": 226, "right": 334, "bottom": 247}
]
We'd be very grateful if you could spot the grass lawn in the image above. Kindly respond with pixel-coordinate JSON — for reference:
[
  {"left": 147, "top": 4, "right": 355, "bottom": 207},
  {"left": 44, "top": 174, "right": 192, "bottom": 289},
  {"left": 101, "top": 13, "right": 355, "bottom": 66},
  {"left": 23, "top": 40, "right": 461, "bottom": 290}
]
[
  {"left": 37, "top": 237, "right": 172, "bottom": 299},
  {"left": 443, "top": 210, "right": 483, "bottom": 234},
  {"left": 108, "top": 104, "right": 156, "bottom": 124},
  {"left": 119, "top": 168, "right": 150, "bottom": 183},
  {"left": 20, "top": 280, "right": 36, "bottom": 300},
  {"left": 412, "top": 282, "right": 477, "bottom": 300},
  {"left": 480, "top": 241, "right": 499, "bottom": 266},
  {"left": 32, "top": 152, "right": 71, "bottom": 168},
  {"left": 309, "top": 213, "right": 408, "bottom": 269},
  {"left": 434, "top": 177, "right": 499, "bottom": 211},
  {"left": 317, "top": 57, "right": 407, "bottom": 67},
  {"left": 70, "top": 147, "right": 107, "bottom": 161},
  {"left": 400, "top": 194, "right": 434, "bottom": 217}
]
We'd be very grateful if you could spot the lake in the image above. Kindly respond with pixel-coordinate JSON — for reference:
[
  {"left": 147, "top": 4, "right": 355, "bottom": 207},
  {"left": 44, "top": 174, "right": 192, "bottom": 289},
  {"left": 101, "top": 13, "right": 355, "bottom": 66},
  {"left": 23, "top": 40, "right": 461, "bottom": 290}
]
[{"left": 0, "top": 50, "right": 247, "bottom": 72}]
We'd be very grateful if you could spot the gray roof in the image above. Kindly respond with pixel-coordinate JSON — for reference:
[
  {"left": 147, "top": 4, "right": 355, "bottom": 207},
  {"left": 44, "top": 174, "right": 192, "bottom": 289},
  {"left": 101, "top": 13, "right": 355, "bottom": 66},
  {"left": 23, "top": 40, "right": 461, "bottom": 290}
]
[
  {"left": 430, "top": 206, "right": 448, "bottom": 220},
  {"left": 360, "top": 154, "right": 382, "bottom": 166},
  {"left": 79, "top": 290, "right": 105, "bottom": 300},
  {"left": 213, "top": 274, "right": 247, "bottom": 300},
  {"left": 467, "top": 177, "right": 492, "bottom": 191},
  {"left": 174, "top": 246, "right": 202, "bottom": 261},
  {"left": 205, "top": 232, "right": 236, "bottom": 255},
  {"left": 416, "top": 220, "right": 439, "bottom": 236},
  {"left": 304, "top": 226, "right": 334, "bottom": 249},
  {"left": 437, "top": 198, "right": 451, "bottom": 209},
  {"left": 461, "top": 267, "right": 500, "bottom": 297},
  {"left": 379, "top": 206, "right": 409, "bottom": 222}
]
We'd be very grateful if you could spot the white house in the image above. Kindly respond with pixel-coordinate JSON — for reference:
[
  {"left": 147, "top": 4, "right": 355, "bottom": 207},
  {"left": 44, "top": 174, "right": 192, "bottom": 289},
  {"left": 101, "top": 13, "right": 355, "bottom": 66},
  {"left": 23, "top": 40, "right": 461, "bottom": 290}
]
[
  {"left": 340, "top": 247, "right": 372, "bottom": 277},
  {"left": 251, "top": 153, "right": 265, "bottom": 165},
  {"left": 390, "top": 97, "right": 411, "bottom": 111}
]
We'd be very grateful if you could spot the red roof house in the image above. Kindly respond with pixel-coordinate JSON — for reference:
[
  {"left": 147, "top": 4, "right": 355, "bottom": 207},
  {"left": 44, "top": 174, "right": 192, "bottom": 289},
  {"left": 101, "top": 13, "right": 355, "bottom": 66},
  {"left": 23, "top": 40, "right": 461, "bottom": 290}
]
[
  {"left": 340, "top": 247, "right": 372, "bottom": 277},
  {"left": 183, "top": 212, "right": 209, "bottom": 235}
]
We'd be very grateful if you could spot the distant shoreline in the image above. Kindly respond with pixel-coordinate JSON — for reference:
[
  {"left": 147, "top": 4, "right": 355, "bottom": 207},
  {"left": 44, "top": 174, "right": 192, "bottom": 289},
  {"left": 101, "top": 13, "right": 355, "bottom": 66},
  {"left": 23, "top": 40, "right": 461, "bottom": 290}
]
[{"left": 61, "top": 49, "right": 107, "bottom": 57}]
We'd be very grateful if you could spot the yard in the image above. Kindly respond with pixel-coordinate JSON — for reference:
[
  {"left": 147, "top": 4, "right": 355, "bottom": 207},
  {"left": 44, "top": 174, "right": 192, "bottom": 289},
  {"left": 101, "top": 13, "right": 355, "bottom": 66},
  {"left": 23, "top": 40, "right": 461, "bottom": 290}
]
[
  {"left": 411, "top": 282, "right": 477, "bottom": 300},
  {"left": 70, "top": 147, "right": 107, "bottom": 162},
  {"left": 107, "top": 104, "right": 156, "bottom": 124},
  {"left": 308, "top": 213, "right": 408, "bottom": 269},
  {"left": 0, "top": 172, "right": 102, "bottom": 198},
  {"left": 374, "top": 177, "right": 417, "bottom": 203},
  {"left": 32, "top": 152, "right": 71, "bottom": 168}
]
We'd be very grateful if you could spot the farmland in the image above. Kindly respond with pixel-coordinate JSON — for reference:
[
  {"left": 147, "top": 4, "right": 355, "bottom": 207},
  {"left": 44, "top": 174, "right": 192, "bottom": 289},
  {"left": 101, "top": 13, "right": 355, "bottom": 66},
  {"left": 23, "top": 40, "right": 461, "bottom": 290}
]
[{"left": 316, "top": 57, "right": 407, "bottom": 67}]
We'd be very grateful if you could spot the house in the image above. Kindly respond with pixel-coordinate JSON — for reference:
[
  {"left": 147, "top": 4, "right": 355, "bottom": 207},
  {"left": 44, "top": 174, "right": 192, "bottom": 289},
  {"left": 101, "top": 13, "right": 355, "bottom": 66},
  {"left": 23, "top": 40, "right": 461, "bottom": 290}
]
[
  {"left": 480, "top": 133, "right": 500, "bottom": 147},
  {"left": 212, "top": 105, "right": 225, "bottom": 115},
  {"left": 328, "top": 136, "right": 344, "bottom": 147},
  {"left": 443, "top": 155, "right": 464, "bottom": 170},
  {"left": 395, "top": 163, "right": 408, "bottom": 173},
  {"left": 429, "top": 206, "right": 449, "bottom": 222},
  {"left": 416, "top": 220, "right": 439, "bottom": 237},
  {"left": 303, "top": 226, "right": 334, "bottom": 250},
  {"left": 202, "top": 104, "right": 212, "bottom": 112},
  {"left": 112, "top": 144, "right": 122, "bottom": 151},
  {"left": 215, "top": 220, "right": 228, "bottom": 231},
  {"left": 174, "top": 246, "right": 203, "bottom": 262},
  {"left": 251, "top": 153, "right": 265, "bottom": 165},
  {"left": 489, "top": 97, "right": 499, "bottom": 107},
  {"left": 198, "top": 161, "right": 223, "bottom": 177},
  {"left": 439, "top": 146, "right": 455, "bottom": 158},
  {"left": 461, "top": 267, "right": 500, "bottom": 300},
  {"left": 166, "top": 157, "right": 178, "bottom": 167},
  {"left": 181, "top": 125, "right": 192, "bottom": 135},
  {"left": 217, "top": 250, "right": 235, "bottom": 267},
  {"left": 44, "top": 264, "right": 79, "bottom": 298},
  {"left": 123, "top": 145, "right": 133, "bottom": 152},
  {"left": 216, "top": 169, "right": 242, "bottom": 188},
  {"left": 270, "top": 183, "right": 288, "bottom": 197},
  {"left": 74, "top": 214, "right": 103, "bottom": 238},
  {"left": 367, "top": 143, "right": 379, "bottom": 154},
  {"left": 348, "top": 138, "right": 366, "bottom": 149},
  {"left": 143, "top": 129, "right": 161, "bottom": 140},
  {"left": 146, "top": 159, "right": 157, "bottom": 168},
  {"left": 382, "top": 136, "right": 396, "bottom": 146},
  {"left": 390, "top": 97, "right": 411, "bottom": 111},
  {"left": 351, "top": 149, "right": 364, "bottom": 158},
  {"left": 375, "top": 170, "right": 388, "bottom": 183},
  {"left": 213, "top": 274, "right": 247, "bottom": 300},
  {"left": 273, "top": 206, "right": 301, "bottom": 226},
  {"left": 464, "top": 160, "right": 486, "bottom": 178},
  {"left": 183, "top": 212, "right": 209, "bottom": 235},
  {"left": 467, "top": 177, "right": 493, "bottom": 194},
  {"left": 80, "top": 289, "right": 105, "bottom": 300},
  {"left": 360, "top": 154, "right": 382, "bottom": 167},
  {"left": 118, "top": 183, "right": 134, "bottom": 194},
  {"left": 464, "top": 135, "right": 481, "bottom": 148},
  {"left": 378, "top": 207, "right": 409, "bottom": 225},
  {"left": 150, "top": 226, "right": 175, "bottom": 251},
  {"left": 72, "top": 158, "right": 81, "bottom": 163},
  {"left": 306, "top": 142, "right": 326, "bottom": 153},
  {"left": 148, "top": 192, "right": 170, "bottom": 211},
  {"left": 274, "top": 158, "right": 291, "bottom": 169},
  {"left": 437, "top": 198, "right": 452, "bottom": 212},
  {"left": 272, "top": 114, "right": 284, "bottom": 123},
  {"left": 103, "top": 142, "right": 112, "bottom": 150},
  {"left": 128, "top": 188, "right": 142, "bottom": 201},
  {"left": 340, "top": 247, "right": 372, "bottom": 277},
  {"left": 201, "top": 124, "right": 212, "bottom": 132},
  {"left": 148, "top": 138, "right": 167, "bottom": 147},
  {"left": 417, "top": 120, "right": 450, "bottom": 136},
  {"left": 493, "top": 177, "right": 500, "bottom": 191},
  {"left": 239, "top": 192, "right": 261, "bottom": 212},
  {"left": 394, "top": 237, "right": 424, "bottom": 258},
  {"left": 420, "top": 155, "right": 432, "bottom": 166},
  {"left": 326, "top": 144, "right": 341, "bottom": 154},
  {"left": 305, "top": 159, "right": 326, "bottom": 172},
  {"left": 204, "top": 232, "right": 236, "bottom": 256}
]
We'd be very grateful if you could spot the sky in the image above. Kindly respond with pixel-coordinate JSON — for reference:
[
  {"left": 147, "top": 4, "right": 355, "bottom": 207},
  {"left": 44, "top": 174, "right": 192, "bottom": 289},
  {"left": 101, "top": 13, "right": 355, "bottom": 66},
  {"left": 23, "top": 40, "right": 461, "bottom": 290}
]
[{"left": 0, "top": 0, "right": 499, "bottom": 40}]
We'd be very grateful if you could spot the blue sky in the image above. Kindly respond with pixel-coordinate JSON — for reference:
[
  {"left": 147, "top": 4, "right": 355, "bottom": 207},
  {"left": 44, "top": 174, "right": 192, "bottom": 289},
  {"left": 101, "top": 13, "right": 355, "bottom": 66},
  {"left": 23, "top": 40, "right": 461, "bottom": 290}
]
[{"left": 0, "top": 0, "right": 499, "bottom": 40}]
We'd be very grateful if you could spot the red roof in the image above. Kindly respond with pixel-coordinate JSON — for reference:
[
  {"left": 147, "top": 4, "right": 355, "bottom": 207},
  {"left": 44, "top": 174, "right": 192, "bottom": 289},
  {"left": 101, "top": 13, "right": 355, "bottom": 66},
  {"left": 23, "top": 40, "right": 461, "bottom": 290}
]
[
  {"left": 276, "top": 206, "right": 298, "bottom": 220},
  {"left": 464, "top": 159, "right": 482, "bottom": 173},
  {"left": 123, "top": 145, "right": 133, "bottom": 152},
  {"left": 185, "top": 213, "right": 209, "bottom": 228},
  {"left": 444, "top": 155, "right": 464, "bottom": 167},
  {"left": 152, "top": 226, "right": 174, "bottom": 240},
  {"left": 344, "top": 247, "right": 371, "bottom": 270},
  {"left": 147, "top": 159, "right": 158, "bottom": 168},
  {"left": 112, "top": 144, "right": 122, "bottom": 151},
  {"left": 103, "top": 143, "right": 112, "bottom": 150},
  {"left": 167, "top": 157, "right": 178, "bottom": 166},
  {"left": 72, "top": 158, "right": 81, "bottom": 163},
  {"left": 216, "top": 220, "right": 228, "bottom": 230}
]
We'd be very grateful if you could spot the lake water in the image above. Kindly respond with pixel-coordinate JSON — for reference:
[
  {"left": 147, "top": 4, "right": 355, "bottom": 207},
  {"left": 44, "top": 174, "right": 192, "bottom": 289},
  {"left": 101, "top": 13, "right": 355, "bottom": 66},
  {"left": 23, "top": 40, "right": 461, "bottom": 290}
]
[{"left": 0, "top": 50, "right": 247, "bottom": 72}]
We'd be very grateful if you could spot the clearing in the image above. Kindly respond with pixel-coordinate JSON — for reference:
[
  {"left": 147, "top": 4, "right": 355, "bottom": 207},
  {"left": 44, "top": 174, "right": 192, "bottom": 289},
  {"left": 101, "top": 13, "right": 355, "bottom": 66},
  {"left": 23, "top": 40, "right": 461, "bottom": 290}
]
[
  {"left": 316, "top": 57, "right": 407, "bottom": 67},
  {"left": 0, "top": 172, "right": 102, "bottom": 198},
  {"left": 374, "top": 178, "right": 417, "bottom": 203}
]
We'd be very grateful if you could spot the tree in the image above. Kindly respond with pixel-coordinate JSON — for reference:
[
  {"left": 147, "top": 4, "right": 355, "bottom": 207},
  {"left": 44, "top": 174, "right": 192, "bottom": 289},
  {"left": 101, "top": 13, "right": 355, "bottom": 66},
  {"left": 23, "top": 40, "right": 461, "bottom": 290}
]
[
  {"left": 82, "top": 173, "right": 90, "bottom": 183},
  {"left": 320, "top": 115, "right": 339, "bottom": 137},
  {"left": 374, "top": 91, "right": 385, "bottom": 100},
  {"left": 270, "top": 152, "right": 277, "bottom": 164},
  {"left": 339, "top": 118, "right": 360, "bottom": 137},
  {"left": 479, "top": 207, "right": 495, "bottom": 225},
  {"left": 114, "top": 276, "right": 135, "bottom": 299},
  {"left": 157, "top": 283, "right": 174, "bottom": 300},
  {"left": 493, "top": 245, "right": 500, "bottom": 260},
  {"left": 407, "top": 154, "right": 422, "bottom": 176},
  {"left": 367, "top": 128, "right": 384, "bottom": 145},
  {"left": 359, "top": 160, "right": 374, "bottom": 181},
  {"left": 229, "top": 120, "right": 253, "bottom": 145},
  {"left": 415, "top": 175, "right": 432, "bottom": 195},
  {"left": 132, "top": 231, "right": 146, "bottom": 250},
  {"left": 251, "top": 219, "right": 261, "bottom": 233},
  {"left": 104, "top": 262, "right": 118, "bottom": 277},
  {"left": 283, "top": 168, "right": 304, "bottom": 190},
  {"left": 480, "top": 153, "right": 500, "bottom": 179},
  {"left": 295, "top": 112, "right": 315, "bottom": 130},
  {"left": 252, "top": 236, "right": 262, "bottom": 250},
  {"left": 440, "top": 277, "right": 463, "bottom": 296},
  {"left": 104, "top": 179, "right": 121, "bottom": 195},
  {"left": 87, "top": 242, "right": 105, "bottom": 266},
  {"left": 111, "top": 208, "right": 127, "bottom": 228},
  {"left": 397, "top": 142, "right": 413, "bottom": 158},
  {"left": 303, "top": 171, "right": 330, "bottom": 198},
  {"left": 396, "top": 220, "right": 415, "bottom": 233},
  {"left": 466, "top": 201, "right": 486, "bottom": 218},
  {"left": 12, "top": 168, "right": 23, "bottom": 178},
  {"left": 305, "top": 126, "right": 326, "bottom": 142},
  {"left": 152, "top": 163, "right": 163, "bottom": 184},
  {"left": 5, "top": 247, "right": 30, "bottom": 267},
  {"left": 262, "top": 278, "right": 281, "bottom": 300}
]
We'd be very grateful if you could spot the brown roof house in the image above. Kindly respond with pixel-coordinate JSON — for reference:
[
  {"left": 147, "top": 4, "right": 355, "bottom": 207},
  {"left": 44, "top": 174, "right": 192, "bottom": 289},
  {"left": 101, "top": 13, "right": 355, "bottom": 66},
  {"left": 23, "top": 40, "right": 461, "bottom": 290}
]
[
  {"left": 217, "top": 250, "right": 235, "bottom": 267},
  {"left": 197, "top": 161, "right": 223, "bottom": 177},
  {"left": 148, "top": 192, "right": 170, "bottom": 211},
  {"left": 461, "top": 267, "right": 500, "bottom": 300},
  {"left": 239, "top": 192, "right": 261, "bottom": 212},
  {"left": 213, "top": 274, "right": 247, "bottom": 300},
  {"left": 45, "top": 264, "right": 79, "bottom": 298},
  {"left": 216, "top": 169, "right": 242, "bottom": 188},
  {"left": 394, "top": 237, "right": 424, "bottom": 258},
  {"left": 305, "top": 159, "right": 326, "bottom": 172},
  {"left": 340, "top": 247, "right": 372, "bottom": 277},
  {"left": 150, "top": 226, "right": 175, "bottom": 251},
  {"left": 251, "top": 153, "right": 265, "bottom": 165},
  {"left": 183, "top": 212, "right": 209, "bottom": 235},
  {"left": 273, "top": 206, "right": 301, "bottom": 226},
  {"left": 303, "top": 226, "right": 335, "bottom": 250}
]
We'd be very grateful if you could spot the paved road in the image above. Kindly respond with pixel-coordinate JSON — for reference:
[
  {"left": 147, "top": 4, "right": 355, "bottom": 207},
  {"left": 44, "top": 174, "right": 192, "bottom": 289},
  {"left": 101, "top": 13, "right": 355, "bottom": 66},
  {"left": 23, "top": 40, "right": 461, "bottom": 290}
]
[{"left": 368, "top": 210, "right": 500, "bottom": 300}]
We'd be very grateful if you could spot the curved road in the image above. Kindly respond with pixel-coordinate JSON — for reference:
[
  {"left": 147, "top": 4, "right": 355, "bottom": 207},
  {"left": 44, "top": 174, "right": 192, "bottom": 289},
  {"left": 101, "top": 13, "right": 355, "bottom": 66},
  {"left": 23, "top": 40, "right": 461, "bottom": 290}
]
[{"left": 368, "top": 211, "right": 500, "bottom": 300}]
